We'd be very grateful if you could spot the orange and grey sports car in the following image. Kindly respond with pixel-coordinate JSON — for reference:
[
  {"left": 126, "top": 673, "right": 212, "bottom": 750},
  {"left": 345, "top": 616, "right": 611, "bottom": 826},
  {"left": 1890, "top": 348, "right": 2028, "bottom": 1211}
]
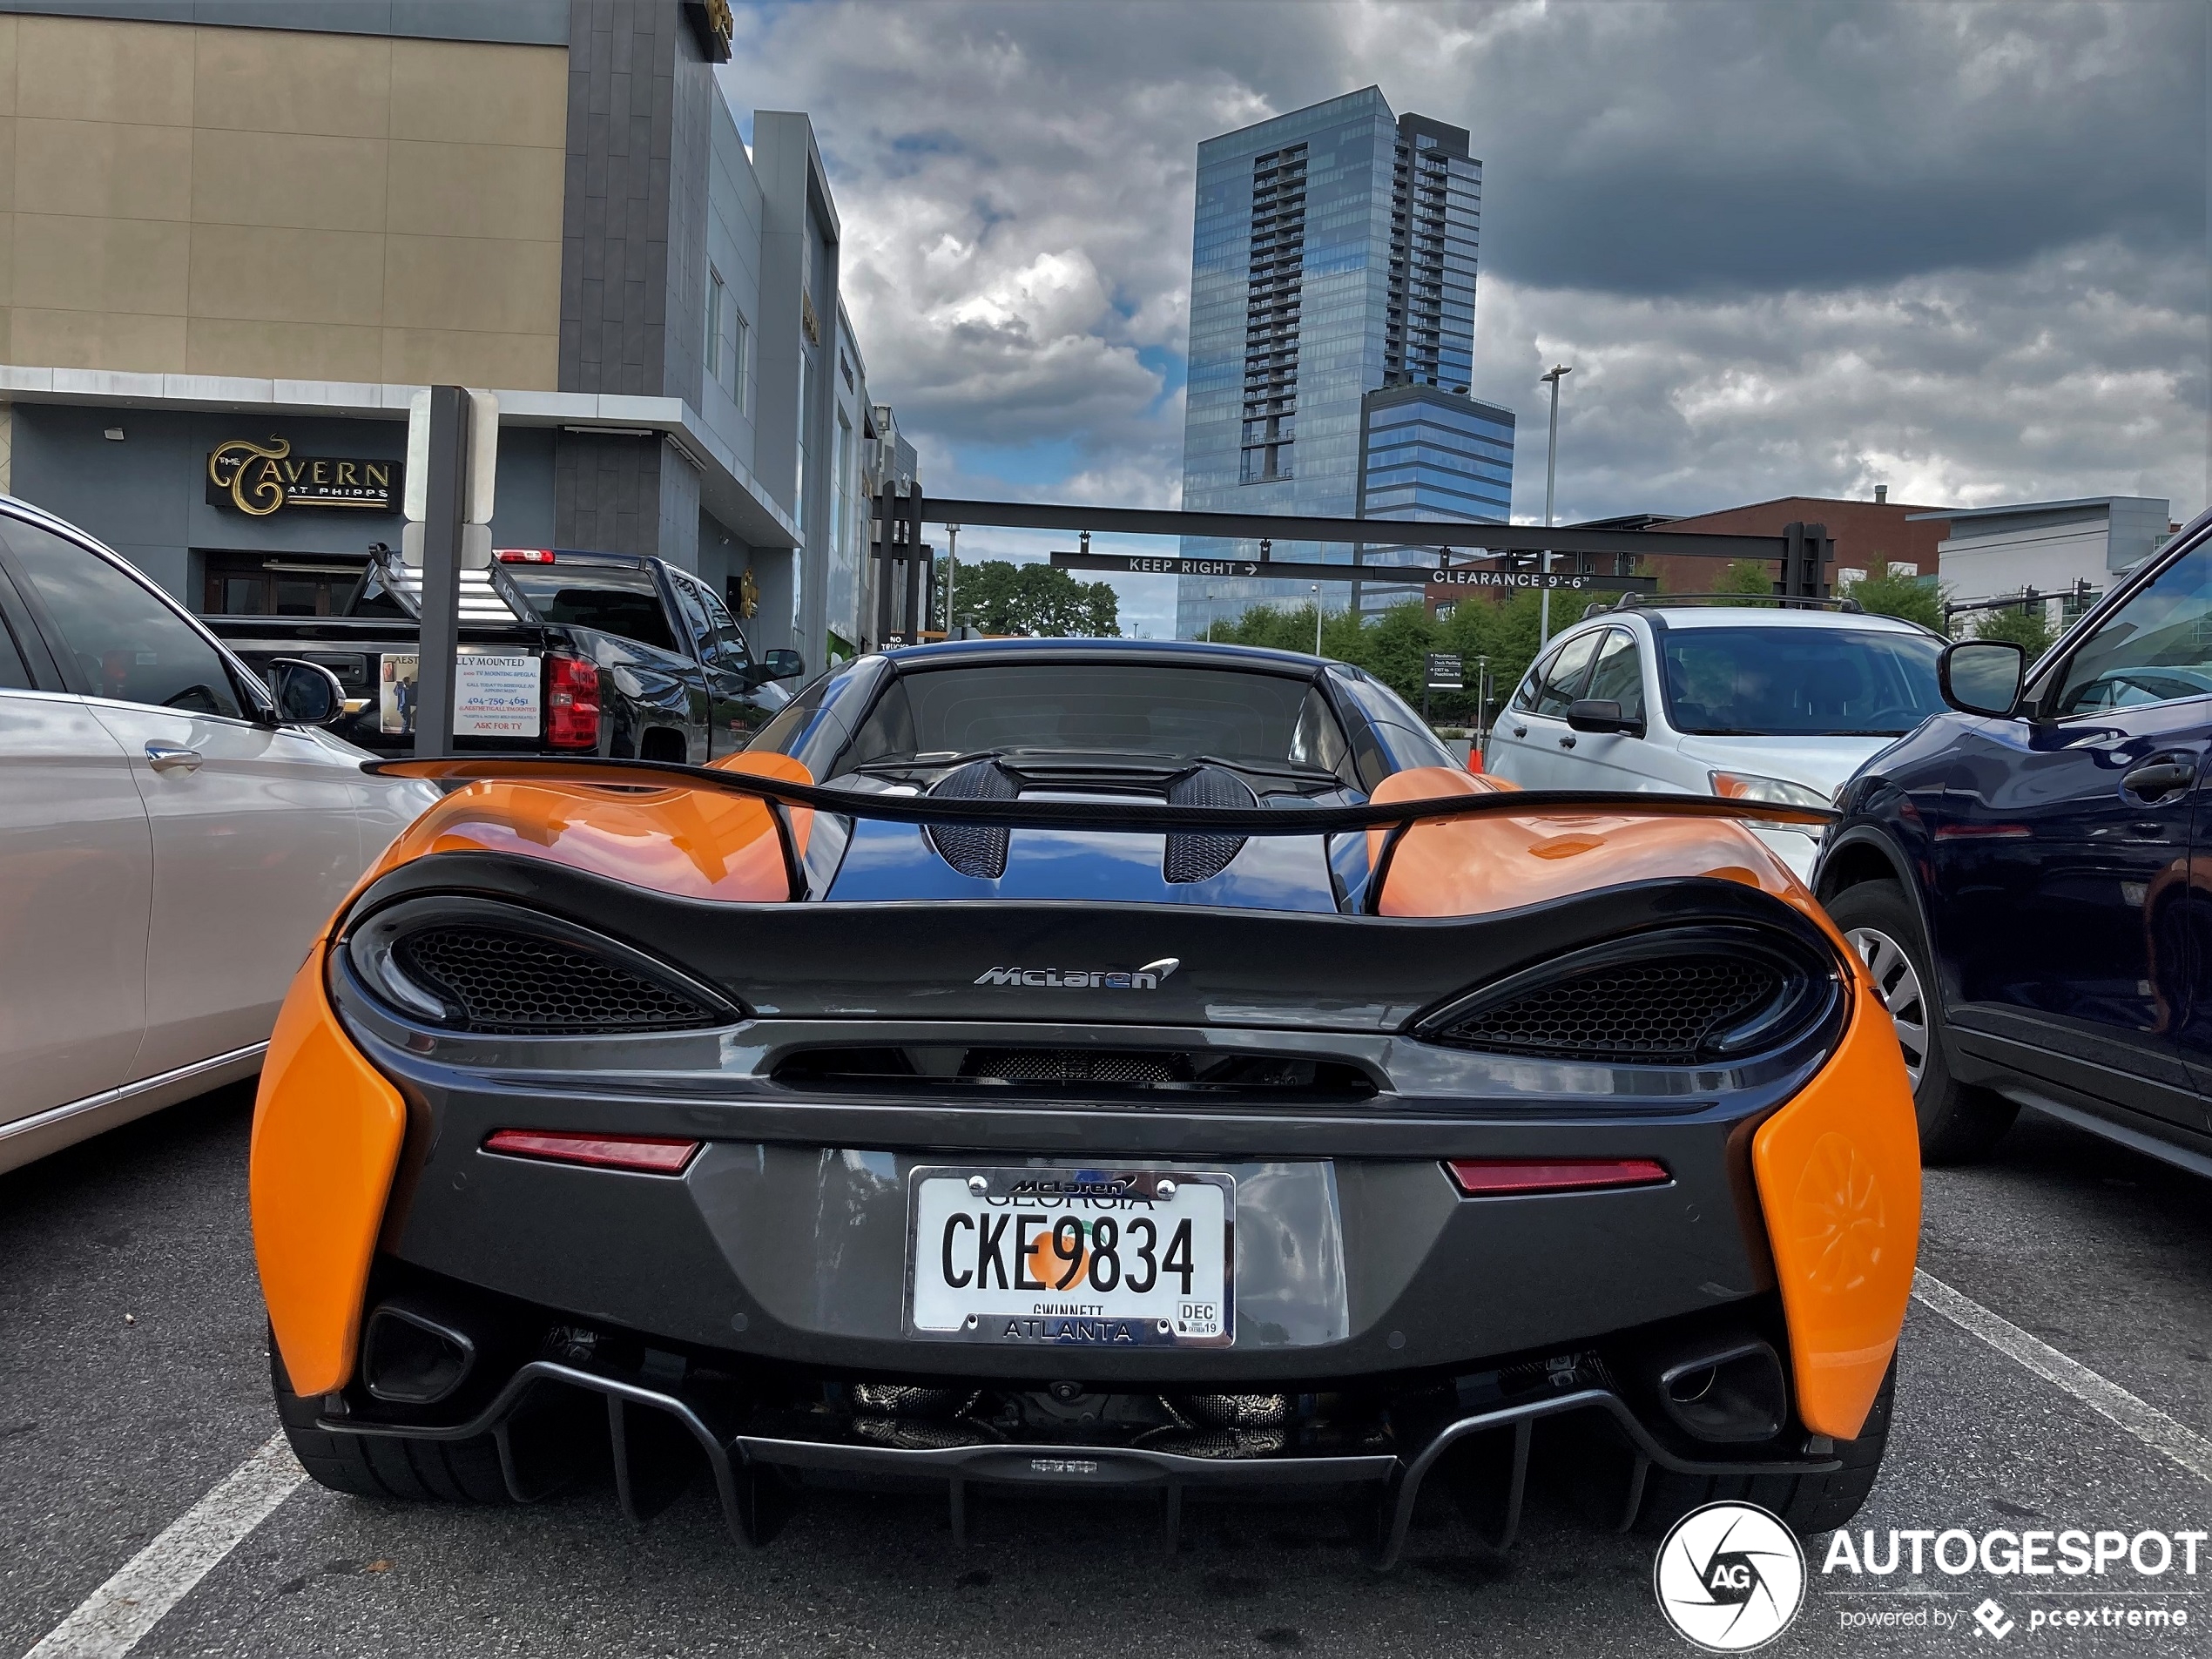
[{"left": 250, "top": 638, "right": 1918, "bottom": 1561}]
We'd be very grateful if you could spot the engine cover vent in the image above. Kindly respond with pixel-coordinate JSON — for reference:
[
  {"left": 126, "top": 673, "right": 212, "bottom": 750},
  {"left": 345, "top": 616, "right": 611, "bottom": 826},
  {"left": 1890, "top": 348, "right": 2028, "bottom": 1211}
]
[
  {"left": 926, "top": 759, "right": 1017, "bottom": 880},
  {"left": 1163, "top": 765, "right": 1256, "bottom": 883}
]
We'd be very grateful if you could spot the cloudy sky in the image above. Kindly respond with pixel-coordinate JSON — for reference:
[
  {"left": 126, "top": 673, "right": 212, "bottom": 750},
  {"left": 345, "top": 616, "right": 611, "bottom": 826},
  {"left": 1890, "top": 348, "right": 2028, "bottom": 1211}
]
[{"left": 720, "top": 1, "right": 2209, "bottom": 636}]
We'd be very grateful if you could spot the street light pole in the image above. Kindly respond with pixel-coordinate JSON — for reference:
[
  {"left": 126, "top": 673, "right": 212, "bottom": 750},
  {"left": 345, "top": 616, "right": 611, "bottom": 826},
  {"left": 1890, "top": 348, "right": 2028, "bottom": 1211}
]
[
  {"left": 943, "top": 523, "right": 959, "bottom": 638},
  {"left": 1312, "top": 583, "right": 1322, "bottom": 658},
  {"left": 1538, "top": 363, "right": 1572, "bottom": 646}
]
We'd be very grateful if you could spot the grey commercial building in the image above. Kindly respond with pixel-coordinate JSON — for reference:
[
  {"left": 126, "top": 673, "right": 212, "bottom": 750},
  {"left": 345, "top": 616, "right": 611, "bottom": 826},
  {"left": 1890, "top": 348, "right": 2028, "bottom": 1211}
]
[
  {"left": 0, "top": 0, "right": 894, "bottom": 664},
  {"left": 1176, "top": 86, "right": 1512, "bottom": 638},
  {"left": 1917, "top": 496, "right": 2176, "bottom": 630}
]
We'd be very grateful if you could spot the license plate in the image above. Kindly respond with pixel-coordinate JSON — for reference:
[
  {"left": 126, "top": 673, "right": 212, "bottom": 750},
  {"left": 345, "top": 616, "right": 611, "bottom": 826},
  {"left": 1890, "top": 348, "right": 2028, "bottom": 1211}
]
[{"left": 906, "top": 1167, "right": 1233, "bottom": 1347}]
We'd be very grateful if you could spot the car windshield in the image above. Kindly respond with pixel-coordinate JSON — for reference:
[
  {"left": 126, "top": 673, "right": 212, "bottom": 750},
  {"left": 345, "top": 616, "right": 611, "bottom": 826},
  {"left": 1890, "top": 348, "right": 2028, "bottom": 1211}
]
[
  {"left": 502, "top": 563, "right": 677, "bottom": 653},
  {"left": 841, "top": 662, "right": 1347, "bottom": 772},
  {"left": 1660, "top": 626, "right": 1945, "bottom": 736}
]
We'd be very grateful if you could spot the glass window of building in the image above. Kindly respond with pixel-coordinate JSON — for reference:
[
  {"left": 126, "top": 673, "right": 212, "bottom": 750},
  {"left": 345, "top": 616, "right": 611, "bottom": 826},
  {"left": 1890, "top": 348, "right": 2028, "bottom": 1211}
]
[
  {"left": 732, "top": 307, "right": 751, "bottom": 412},
  {"left": 706, "top": 268, "right": 729, "bottom": 389},
  {"left": 795, "top": 360, "right": 812, "bottom": 536},
  {"left": 833, "top": 410, "right": 852, "bottom": 559},
  {"left": 1175, "top": 90, "right": 1508, "bottom": 641}
]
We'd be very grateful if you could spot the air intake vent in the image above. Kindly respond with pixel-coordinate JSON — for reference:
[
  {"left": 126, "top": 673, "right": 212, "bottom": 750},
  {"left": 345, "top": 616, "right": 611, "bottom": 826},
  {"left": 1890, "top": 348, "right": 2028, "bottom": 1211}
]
[
  {"left": 1163, "top": 765, "right": 1254, "bottom": 883},
  {"left": 395, "top": 927, "right": 722, "bottom": 1035},
  {"left": 772, "top": 1043, "right": 1378, "bottom": 1101},
  {"left": 1423, "top": 926, "right": 1844, "bottom": 1067},
  {"left": 926, "top": 759, "right": 1016, "bottom": 879},
  {"left": 1442, "top": 957, "right": 1779, "bottom": 1063},
  {"left": 963, "top": 1048, "right": 1189, "bottom": 1085}
]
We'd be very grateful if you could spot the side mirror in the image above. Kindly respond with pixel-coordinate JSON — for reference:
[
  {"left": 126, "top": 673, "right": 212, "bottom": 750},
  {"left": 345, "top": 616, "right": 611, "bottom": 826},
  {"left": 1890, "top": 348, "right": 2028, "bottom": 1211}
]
[
  {"left": 1565, "top": 698, "right": 1645, "bottom": 738},
  {"left": 1939, "top": 640, "right": 2026, "bottom": 718},
  {"left": 266, "top": 658, "right": 347, "bottom": 725},
  {"left": 762, "top": 649, "right": 805, "bottom": 683}
]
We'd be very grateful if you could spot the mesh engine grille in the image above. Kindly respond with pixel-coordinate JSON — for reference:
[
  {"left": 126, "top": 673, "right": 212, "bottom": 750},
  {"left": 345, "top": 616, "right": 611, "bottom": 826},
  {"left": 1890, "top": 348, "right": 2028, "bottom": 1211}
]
[
  {"left": 396, "top": 927, "right": 719, "bottom": 1034},
  {"left": 1163, "top": 765, "right": 1255, "bottom": 883},
  {"left": 962, "top": 1049, "right": 1190, "bottom": 1085},
  {"left": 926, "top": 759, "right": 1016, "bottom": 880},
  {"left": 1444, "top": 956, "right": 1783, "bottom": 1063}
]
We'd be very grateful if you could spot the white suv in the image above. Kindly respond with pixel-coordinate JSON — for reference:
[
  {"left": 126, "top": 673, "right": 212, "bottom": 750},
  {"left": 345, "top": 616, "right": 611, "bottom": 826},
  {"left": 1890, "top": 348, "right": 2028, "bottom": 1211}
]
[
  {"left": 1481, "top": 601, "right": 1948, "bottom": 881},
  {"left": 0, "top": 498, "right": 440, "bottom": 1171}
]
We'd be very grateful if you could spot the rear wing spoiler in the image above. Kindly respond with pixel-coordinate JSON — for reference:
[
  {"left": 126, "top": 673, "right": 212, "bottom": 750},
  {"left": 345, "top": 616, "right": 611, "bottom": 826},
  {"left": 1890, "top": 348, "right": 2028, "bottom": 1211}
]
[
  {"left": 363, "top": 753, "right": 1837, "bottom": 837},
  {"left": 363, "top": 754, "right": 1837, "bottom": 911}
]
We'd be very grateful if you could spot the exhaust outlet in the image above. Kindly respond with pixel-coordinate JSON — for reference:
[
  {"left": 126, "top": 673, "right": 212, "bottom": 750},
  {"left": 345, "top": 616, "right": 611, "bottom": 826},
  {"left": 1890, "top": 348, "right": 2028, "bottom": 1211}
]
[
  {"left": 1654, "top": 1337, "right": 1788, "bottom": 1444},
  {"left": 361, "top": 1295, "right": 482, "bottom": 1406}
]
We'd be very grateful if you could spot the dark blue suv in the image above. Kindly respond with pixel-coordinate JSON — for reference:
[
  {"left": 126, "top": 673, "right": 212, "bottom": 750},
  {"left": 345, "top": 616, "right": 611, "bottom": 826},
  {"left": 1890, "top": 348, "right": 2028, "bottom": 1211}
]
[{"left": 1817, "top": 508, "right": 2212, "bottom": 1169}]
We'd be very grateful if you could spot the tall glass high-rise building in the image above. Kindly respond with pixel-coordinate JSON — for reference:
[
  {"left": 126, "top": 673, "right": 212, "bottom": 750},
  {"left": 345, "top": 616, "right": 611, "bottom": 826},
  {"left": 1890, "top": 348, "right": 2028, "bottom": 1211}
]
[{"left": 1176, "top": 88, "right": 1512, "bottom": 638}]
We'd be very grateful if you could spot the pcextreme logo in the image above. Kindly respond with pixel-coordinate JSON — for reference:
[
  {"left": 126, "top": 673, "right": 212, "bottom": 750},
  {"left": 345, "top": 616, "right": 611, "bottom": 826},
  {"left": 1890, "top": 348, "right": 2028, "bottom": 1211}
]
[{"left": 1654, "top": 1501, "right": 1808, "bottom": 1652}]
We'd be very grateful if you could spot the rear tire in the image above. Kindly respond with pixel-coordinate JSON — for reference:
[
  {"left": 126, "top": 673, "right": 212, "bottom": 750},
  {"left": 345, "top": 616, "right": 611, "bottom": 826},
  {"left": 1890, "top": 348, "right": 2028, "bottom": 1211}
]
[
  {"left": 1637, "top": 1358, "right": 1895, "bottom": 1537},
  {"left": 1825, "top": 880, "right": 2018, "bottom": 1163},
  {"left": 271, "top": 1338, "right": 514, "bottom": 1504}
]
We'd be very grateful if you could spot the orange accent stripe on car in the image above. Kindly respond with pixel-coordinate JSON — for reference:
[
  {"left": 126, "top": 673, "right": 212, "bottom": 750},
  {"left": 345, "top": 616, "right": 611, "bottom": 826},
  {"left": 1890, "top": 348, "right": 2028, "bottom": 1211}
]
[
  {"left": 249, "top": 940, "right": 408, "bottom": 1398},
  {"left": 341, "top": 752, "right": 820, "bottom": 907},
  {"left": 707, "top": 748, "right": 813, "bottom": 860},
  {"left": 1750, "top": 979, "right": 1922, "bottom": 1440},
  {"left": 1364, "top": 765, "right": 1801, "bottom": 918}
]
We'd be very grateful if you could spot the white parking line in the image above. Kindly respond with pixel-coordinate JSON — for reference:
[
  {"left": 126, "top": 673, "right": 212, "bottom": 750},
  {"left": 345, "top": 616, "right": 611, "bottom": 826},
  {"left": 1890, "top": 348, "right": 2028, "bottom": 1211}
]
[
  {"left": 19, "top": 1274, "right": 2204, "bottom": 1658},
  {"left": 23, "top": 1432, "right": 304, "bottom": 1659},
  {"left": 1913, "top": 1269, "right": 2212, "bottom": 1487}
]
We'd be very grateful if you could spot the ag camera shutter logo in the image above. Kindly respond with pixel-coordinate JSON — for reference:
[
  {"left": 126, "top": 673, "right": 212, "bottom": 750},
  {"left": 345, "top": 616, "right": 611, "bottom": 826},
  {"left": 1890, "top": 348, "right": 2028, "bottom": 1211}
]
[{"left": 1654, "top": 1501, "right": 1807, "bottom": 1651}]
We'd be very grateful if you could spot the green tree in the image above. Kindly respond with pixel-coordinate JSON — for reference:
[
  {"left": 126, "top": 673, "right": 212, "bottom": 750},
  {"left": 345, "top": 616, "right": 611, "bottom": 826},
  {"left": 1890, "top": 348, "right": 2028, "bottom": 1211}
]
[
  {"left": 1848, "top": 559, "right": 1946, "bottom": 631},
  {"left": 936, "top": 557, "right": 1119, "bottom": 637},
  {"left": 1716, "top": 559, "right": 1777, "bottom": 605},
  {"left": 1973, "top": 600, "right": 2054, "bottom": 662},
  {"left": 1423, "top": 589, "right": 1548, "bottom": 725},
  {"left": 1205, "top": 589, "right": 1557, "bottom": 731}
]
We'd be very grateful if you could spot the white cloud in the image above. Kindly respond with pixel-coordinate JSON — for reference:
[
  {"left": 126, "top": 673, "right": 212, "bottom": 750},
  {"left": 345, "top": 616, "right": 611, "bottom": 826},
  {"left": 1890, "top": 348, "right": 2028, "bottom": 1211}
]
[
  {"left": 722, "top": 0, "right": 2209, "bottom": 547},
  {"left": 1472, "top": 239, "right": 2207, "bottom": 522}
]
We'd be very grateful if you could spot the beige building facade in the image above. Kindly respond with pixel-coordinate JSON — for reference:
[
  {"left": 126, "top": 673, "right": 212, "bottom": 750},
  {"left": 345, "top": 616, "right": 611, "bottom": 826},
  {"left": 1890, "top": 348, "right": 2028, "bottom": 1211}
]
[
  {"left": 0, "top": 11, "right": 565, "bottom": 390},
  {"left": 0, "top": 1, "right": 887, "bottom": 665}
]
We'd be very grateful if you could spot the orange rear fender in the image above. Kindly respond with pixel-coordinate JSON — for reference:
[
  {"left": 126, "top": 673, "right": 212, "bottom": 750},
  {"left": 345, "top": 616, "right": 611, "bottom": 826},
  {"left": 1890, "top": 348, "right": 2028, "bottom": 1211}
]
[{"left": 250, "top": 941, "right": 408, "bottom": 1398}]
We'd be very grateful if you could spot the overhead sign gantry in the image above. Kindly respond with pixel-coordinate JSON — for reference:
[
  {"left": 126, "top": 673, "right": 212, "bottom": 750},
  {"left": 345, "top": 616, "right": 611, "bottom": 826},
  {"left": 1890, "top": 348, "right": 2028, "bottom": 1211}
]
[{"left": 871, "top": 488, "right": 1833, "bottom": 648}]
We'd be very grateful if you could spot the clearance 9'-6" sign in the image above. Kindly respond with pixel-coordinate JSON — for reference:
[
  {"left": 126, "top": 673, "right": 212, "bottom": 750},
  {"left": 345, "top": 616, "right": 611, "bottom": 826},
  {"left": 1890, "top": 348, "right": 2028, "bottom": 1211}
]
[{"left": 206, "top": 436, "right": 401, "bottom": 516}]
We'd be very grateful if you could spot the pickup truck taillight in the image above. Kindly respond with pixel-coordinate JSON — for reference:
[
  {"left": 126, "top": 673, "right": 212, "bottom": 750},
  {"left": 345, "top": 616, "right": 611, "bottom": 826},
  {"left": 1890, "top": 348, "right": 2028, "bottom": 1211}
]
[{"left": 545, "top": 651, "right": 601, "bottom": 749}]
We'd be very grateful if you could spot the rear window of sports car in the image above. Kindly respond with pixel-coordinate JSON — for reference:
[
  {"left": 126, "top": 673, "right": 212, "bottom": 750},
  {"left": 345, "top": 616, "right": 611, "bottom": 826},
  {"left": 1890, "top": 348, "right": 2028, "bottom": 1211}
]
[{"left": 840, "top": 664, "right": 1346, "bottom": 771}]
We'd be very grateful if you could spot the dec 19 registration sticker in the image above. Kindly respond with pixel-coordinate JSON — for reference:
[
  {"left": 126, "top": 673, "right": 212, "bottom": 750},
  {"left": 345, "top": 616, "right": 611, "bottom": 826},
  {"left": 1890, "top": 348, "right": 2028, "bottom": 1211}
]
[{"left": 905, "top": 1167, "right": 1233, "bottom": 1347}]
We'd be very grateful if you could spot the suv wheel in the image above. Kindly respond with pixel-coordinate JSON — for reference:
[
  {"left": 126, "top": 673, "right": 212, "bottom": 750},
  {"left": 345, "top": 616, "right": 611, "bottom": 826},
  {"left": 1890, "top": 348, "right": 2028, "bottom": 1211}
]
[{"left": 1826, "top": 880, "right": 2017, "bottom": 1163}]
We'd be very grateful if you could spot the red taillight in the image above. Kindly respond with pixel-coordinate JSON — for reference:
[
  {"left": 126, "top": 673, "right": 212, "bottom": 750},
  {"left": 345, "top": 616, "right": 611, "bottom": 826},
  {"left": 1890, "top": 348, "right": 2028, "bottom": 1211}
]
[
  {"left": 482, "top": 1129, "right": 700, "bottom": 1174},
  {"left": 497, "top": 548, "right": 556, "bottom": 563},
  {"left": 545, "top": 651, "right": 601, "bottom": 749},
  {"left": 1444, "top": 1157, "right": 1669, "bottom": 1197}
]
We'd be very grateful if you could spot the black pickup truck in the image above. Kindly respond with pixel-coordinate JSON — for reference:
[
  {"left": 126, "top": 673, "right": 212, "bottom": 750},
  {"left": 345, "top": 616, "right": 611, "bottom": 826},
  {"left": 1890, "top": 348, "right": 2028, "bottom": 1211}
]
[{"left": 208, "top": 545, "right": 803, "bottom": 761}]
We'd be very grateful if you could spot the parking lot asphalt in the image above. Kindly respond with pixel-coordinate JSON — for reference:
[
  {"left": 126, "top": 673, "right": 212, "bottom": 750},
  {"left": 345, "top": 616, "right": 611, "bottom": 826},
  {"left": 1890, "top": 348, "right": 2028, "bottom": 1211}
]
[{"left": 3, "top": 1095, "right": 2207, "bottom": 1659}]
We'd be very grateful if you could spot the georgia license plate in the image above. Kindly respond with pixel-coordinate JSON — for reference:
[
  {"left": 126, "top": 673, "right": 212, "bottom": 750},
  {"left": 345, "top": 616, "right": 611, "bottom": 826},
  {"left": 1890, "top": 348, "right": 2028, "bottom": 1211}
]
[{"left": 905, "top": 1167, "right": 1234, "bottom": 1347}]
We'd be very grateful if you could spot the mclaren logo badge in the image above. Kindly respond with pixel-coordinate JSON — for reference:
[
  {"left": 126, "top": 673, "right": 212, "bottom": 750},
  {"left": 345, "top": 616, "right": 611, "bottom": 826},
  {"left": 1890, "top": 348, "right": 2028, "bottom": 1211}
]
[{"left": 974, "top": 957, "right": 1181, "bottom": 990}]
